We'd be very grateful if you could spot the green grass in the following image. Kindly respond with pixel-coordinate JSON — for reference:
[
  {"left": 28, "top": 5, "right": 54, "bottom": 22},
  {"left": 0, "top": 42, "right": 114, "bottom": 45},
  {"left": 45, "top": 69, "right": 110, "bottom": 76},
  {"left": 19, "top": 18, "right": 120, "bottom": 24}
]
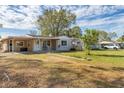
[{"left": 59, "top": 50, "right": 124, "bottom": 67}]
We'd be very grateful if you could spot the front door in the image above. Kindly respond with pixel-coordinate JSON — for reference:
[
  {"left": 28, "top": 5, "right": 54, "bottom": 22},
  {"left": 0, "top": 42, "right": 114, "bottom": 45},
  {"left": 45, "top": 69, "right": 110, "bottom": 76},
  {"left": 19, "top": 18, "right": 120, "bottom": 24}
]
[
  {"left": 42, "top": 41, "right": 47, "bottom": 50},
  {"left": 42, "top": 40, "right": 50, "bottom": 51},
  {"left": 51, "top": 40, "right": 56, "bottom": 50},
  {"left": 33, "top": 39, "right": 41, "bottom": 52},
  {"left": 43, "top": 40, "right": 51, "bottom": 51},
  {"left": 42, "top": 40, "right": 57, "bottom": 51},
  {"left": 9, "top": 40, "right": 12, "bottom": 52}
]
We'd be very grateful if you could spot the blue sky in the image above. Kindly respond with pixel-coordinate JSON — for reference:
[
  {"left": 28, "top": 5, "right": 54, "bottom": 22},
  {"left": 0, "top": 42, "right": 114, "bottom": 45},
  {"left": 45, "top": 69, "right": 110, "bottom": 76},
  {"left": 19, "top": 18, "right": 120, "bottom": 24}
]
[{"left": 0, "top": 5, "right": 124, "bottom": 37}]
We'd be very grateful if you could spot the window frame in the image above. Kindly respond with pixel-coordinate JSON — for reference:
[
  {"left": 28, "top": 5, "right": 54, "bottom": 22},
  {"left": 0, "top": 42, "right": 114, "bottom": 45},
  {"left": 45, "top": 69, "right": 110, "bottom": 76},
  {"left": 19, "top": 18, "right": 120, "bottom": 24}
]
[
  {"left": 16, "top": 41, "right": 24, "bottom": 47},
  {"left": 61, "top": 40, "right": 67, "bottom": 46}
]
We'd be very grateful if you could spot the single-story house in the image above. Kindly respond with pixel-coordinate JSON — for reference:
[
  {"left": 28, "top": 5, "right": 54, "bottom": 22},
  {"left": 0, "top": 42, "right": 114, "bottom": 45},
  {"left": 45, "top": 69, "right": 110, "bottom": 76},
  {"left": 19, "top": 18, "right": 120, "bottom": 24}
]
[
  {"left": 99, "top": 41, "right": 121, "bottom": 49},
  {"left": 0, "top": 35, "right": 83, "bottom": 52}
]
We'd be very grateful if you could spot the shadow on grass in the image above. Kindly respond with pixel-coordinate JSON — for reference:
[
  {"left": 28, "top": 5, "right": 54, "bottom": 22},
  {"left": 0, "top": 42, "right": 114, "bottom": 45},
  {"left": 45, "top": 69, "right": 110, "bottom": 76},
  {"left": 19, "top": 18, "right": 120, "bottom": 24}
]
[
  {"left": 92, "top": 80, "right": 116, "bottom": 88},
  {"left": 0, "top": 58, "right": 42, "bottom": 68},
  {"left": 92, "top": 54, "right": 124, "bottom": 58},
  {"left": 5, "top": 58, "right": 42, "bottom": 62},
  {"left": 19, "top": 51, "right": 49, "bottom": 55},
  {"left": 0, "top": 72, "right": 40, "bottom": 88},
  {"left": 89, "top": 66, "right": 124, "bottom": 72},
  {"left": 92, "top": 77, "right": 124, "bottom": 88},
  {"left": 47, "top": 64, "right": 124, "bottom": 88},
  {"left": 10, "top": 73, "right": 39, "bottom": 88},
  {"left": 89, "top": 66, "right": 109, "bottom": 71},
  {"left": 47, "top": 66, "right": 95, "bottom": 88},
  {"left": 112, "top": 67, "right": 124, "bottom": 71},
  {"left": 89, "top": 66, "right": 124, "bottom": 87},
  {"left": 0, "top": 57, "right": 43, "bottom": 88}
]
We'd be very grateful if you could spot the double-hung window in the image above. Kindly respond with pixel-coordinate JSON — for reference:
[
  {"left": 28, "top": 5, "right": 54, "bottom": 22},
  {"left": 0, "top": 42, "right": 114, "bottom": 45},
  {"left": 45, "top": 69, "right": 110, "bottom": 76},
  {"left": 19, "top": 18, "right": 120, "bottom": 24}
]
[{"left": 61, "top": 40, "right": 67, "bottom": 46}]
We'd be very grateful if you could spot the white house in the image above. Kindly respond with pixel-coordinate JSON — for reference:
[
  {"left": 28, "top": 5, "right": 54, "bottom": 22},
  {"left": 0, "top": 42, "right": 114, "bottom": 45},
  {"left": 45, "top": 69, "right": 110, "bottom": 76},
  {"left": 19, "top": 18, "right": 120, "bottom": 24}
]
[{"left": 0, "top": 35, "right": 83, "bottom": 52}]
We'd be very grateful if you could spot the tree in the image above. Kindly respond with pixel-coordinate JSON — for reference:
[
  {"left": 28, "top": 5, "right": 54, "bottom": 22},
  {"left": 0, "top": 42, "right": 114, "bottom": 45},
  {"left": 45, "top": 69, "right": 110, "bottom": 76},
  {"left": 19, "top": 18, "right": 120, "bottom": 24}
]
[
  {"left": 29, "top": 30, "right": 37, "bottom": 36},
  {"left": 108, "top": 32, "right": 117, "bottom": 40},
  {"left": 81, "top": 29, "right": 99, "bottom": 55},
  {"left": 62, "top": 26, "right": 82, "bottom": 38},
  {"left": 98, "top": 31, "right": 110, "bottom": 41},
  {"left": 68, "top": 26, "right": 82, "bottom": 38},
  {"left": 117, "top": 35, "right": 124, "bottom": 42},
  {"left": 36, "top": 8, "right": 76, "bottom": 36},
  {"left": 98, "top": 31, "right": 117, "bottom": 41}
]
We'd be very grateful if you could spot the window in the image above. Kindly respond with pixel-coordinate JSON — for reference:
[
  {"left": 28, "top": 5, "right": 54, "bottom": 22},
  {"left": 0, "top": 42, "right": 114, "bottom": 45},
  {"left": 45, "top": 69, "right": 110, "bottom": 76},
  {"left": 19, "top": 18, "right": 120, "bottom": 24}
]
[
  {"left": 77, "top": 42, "right": 80, "bottom": 44},
  {"left": 61, "top": 40, "right": 67, "bottom": 46},
  {"left": 16, "top": 41, "right": 24, "bottom": 47}
]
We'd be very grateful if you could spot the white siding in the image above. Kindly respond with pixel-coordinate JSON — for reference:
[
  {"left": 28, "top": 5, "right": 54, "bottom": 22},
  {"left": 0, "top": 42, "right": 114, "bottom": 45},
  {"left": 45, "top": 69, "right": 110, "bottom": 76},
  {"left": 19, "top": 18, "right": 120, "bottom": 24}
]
[
  {"left": 2, "top": 43, "right": 8, "bottom": 52},
  {"left": 33, "top": 39, "right": 42, "bottom": 52},
  {"left": 56, "top": 36, "right": 72, "bottom": 51}
]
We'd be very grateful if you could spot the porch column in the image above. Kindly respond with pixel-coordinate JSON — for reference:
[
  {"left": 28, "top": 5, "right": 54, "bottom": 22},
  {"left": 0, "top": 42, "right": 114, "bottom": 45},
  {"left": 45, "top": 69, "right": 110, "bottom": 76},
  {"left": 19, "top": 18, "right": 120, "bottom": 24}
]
[
  {"left": 12, "top": 39, "right": 14, "bottom": 52},
  {"left": 50, "top": 39, "right": 52, "bottom": 51},
  {"left": 8, "top": 40, "right": 10, "bottom": 52},
  {"left": 32, "top": 39, "right": 35, "bottom": 51},
  {"left": 39, "top": 39, "right": 41, "bottom": 50},
  {"left": 40, "top": 39, "right": 43, "bottom": 51}
]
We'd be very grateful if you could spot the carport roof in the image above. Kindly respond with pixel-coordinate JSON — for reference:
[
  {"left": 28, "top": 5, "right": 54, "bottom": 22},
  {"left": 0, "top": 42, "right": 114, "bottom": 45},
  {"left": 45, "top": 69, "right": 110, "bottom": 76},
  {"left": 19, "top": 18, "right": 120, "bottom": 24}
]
[{"left": 99, "top": 41, "right": 118, "bottom": 44}]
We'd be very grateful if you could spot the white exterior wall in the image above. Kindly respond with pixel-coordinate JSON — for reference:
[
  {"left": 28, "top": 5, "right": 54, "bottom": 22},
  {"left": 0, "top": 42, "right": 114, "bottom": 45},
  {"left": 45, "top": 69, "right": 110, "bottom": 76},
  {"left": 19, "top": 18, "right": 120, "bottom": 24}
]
[
  {"left": 56, "top": 36, "right": 72, "bottom": 51},
  {"left": 31, "top": 36, "right": 83, "bottom": 52},
  {"left": 2, "top": 42, "right": 8, "bottom": 52},
  {"left": 33, "top": 39, "right": 42, "bottom": 52}
]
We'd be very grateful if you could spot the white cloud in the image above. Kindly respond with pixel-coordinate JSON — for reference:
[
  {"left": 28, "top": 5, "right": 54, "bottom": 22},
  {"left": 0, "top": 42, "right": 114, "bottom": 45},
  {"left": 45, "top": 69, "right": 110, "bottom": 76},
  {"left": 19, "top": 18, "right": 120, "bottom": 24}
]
[
  {"left": 76, "top": 12, "right": 124, "bottom": 28},
  {"left": 72, "top": 5, "right": 124, "bottom": 20},
  {"left": 0, "top": 5, "right": 41, "bottom": 29},
  {"left": 0, "top": 5, "right": 124, "bottom": 36}
]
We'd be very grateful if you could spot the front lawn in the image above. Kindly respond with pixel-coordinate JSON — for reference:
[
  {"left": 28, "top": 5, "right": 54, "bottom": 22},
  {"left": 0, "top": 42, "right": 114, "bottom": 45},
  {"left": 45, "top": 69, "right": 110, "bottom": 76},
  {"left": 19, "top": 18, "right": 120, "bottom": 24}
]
[
  {"left": 59, "top": 50, "right": 124, "bottom": 67},
  {"left": 0, "top": 51, "right": 124, "bottom": 88}
]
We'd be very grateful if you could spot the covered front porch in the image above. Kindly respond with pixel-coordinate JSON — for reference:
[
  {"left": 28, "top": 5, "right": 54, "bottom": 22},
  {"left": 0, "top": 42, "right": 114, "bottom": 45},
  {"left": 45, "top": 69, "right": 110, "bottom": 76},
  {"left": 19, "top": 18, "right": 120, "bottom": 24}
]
[
  {"left": 33, "top": 38, "right": 59, "bottom": 52},
  {"left": 7, "top": 37, "right": 34, "bottom": 52}
]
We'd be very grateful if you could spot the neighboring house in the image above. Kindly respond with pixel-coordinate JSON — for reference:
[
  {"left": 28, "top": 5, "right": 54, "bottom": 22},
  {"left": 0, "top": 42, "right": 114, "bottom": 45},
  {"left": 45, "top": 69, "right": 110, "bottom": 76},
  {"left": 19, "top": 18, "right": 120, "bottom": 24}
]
[
  {"left": 0, "top": 35, "right": 83, "bottom": 52},
  {"left": 99, "top": 41, "right": 120, "bottom": 49},
  {"left": 117, "top": 42, "right": 124, "bottom": 49}
]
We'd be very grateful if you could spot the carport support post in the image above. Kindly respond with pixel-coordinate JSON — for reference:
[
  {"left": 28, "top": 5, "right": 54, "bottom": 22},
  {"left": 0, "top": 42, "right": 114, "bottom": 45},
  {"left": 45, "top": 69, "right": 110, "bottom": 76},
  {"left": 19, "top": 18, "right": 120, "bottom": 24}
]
[
  {"left": 12, "top": 39, "right": 14, "bottom": 52},
  {"left": 41, "top": 39, "right": 43, "bottom": 51},
  {"left": 50, "top": 39, "right": 52, "bottom": 51}
]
